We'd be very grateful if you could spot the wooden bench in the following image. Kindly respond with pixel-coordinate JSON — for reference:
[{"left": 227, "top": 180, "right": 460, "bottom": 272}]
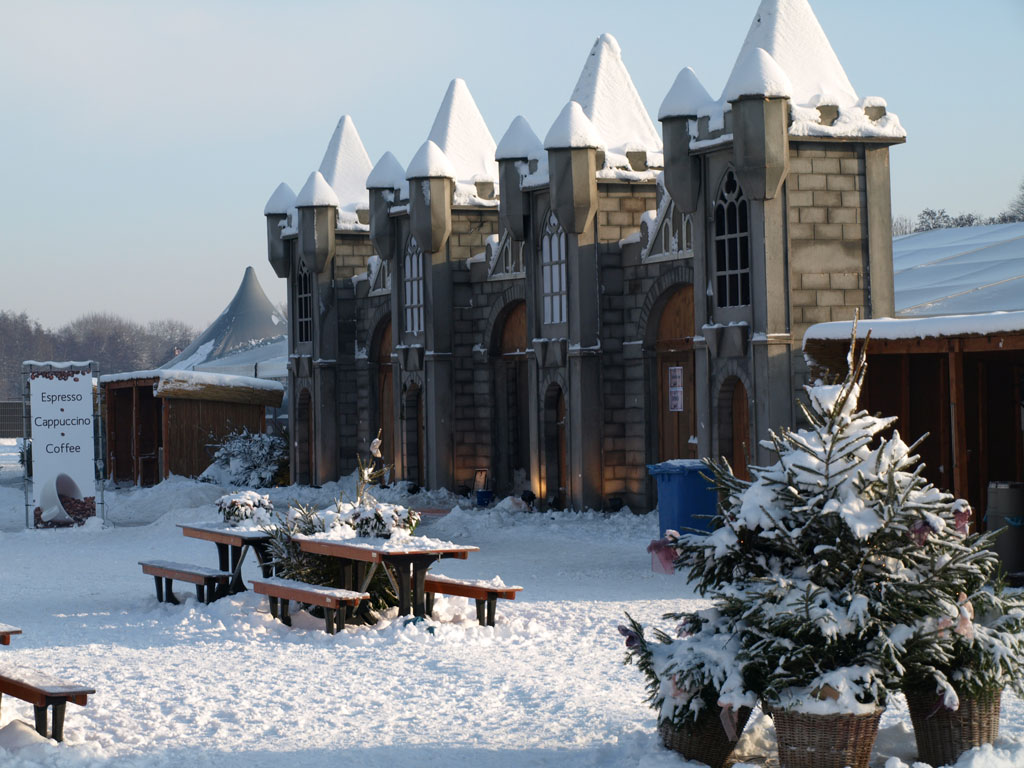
[
  {"left": 0, "top": 623, "right": 22, "bottom": 645},
  {"left": 250, "top": 577, "right": 369, "bottom": 635},
  {"left": 139, "top": 560, "right": 232, "bottom": 605},
  {"left": 0, "top": 666, "right": 95, "bottom": 742},
  {"left": 422, "top": 575, "right": 522, "bottom": 626}
]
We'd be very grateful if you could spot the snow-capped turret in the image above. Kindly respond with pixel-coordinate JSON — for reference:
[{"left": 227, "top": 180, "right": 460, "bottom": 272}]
[
  {"left": 569, "top": 33, "right": 661, "bottom": 170},
  {"left": 317, "top": 115, "right": 373, "bottom": 228},
  {"left": 427, "top": 78, "right": 498, "bottom": 200},
  {"left": 545, "top": 102, "right": 600, "bottom": 235},
  {"left": 295, "top": 171, "right": 338, "bottom": 273},
  {"left": 496, "top": 116, "right": 543, "bottom": 240},
  {"left": 722, "top": 46, "right": 793, "bottom": 102},
  {"left": 407, "top": 141, "right": 454, "bottom": 255},
  {"left": 264, "top": 182, "right": 296, "bottom": 278},
  {"left": 366, "top": 151, "right": 407, "bottom": 259}
]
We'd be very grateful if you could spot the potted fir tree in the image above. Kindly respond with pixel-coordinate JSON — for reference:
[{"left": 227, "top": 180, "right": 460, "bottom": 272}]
[
  {"left": 895, "top": 498, "right": 1024, "bottom": 765},
  {"left": 670, "top": 335, "right": 974, "bottom": 768}
]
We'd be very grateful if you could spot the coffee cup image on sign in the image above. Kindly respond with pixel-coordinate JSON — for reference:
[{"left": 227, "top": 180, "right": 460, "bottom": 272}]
[{"left": 33, "top": 473, "right": 95, "bottom": 527}]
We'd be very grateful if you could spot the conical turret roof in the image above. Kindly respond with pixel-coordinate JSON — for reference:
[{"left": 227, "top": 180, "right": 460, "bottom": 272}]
[
  {"left": 729, "top": 0, "right": 857, "bottom": 107},
  {"left": 162, "top": 267, "right": 286, "bottom": 369},
  {"left": 318, "top": 115, "right": 373, "bottom": 211},
  {"left": 427, "top": 78, "right": 498, "bottom": 184},
  {"left": 569, "top": 33, "right": 661, "bottom": 154}
]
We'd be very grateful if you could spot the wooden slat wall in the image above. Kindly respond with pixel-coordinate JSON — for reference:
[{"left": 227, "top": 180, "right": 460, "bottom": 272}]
[{"left": 164, "top": 399, "right": 266, "bottom": 478}]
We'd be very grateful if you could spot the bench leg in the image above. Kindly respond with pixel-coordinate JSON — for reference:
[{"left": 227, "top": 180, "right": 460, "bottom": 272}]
[
  {"left": 196, "top": 582, "right": 205, "bottom": 603},
  {"left": 425, "top": 592, "right": 435, "bottom": 617},
  {"left": 164, "top": 578, "right": 179, "bottom": 605},
  {"left": 280, "top": 599, "right": 291, "bottom": 627},
  {"left": 153, "top": 575, "right": 164, "bottom": 602},
  {"left": 337, "top": 605, "right": 347, "bottom": 630},
  {"left": 51, "top": 701, "right": 67, "bottom": 742},
  {"left": 475, "top": 599, "right": 486, "bottom": 626},
  {"left": 486, "top": 594, "right": 497, "bottom": 627},
  {"left": 325, "top": 608, "right": 335, "bottom": 635},
  {"left": 34, "top": 705, "right": 47, "bottom": 737},
  {"left": 268, "top": 596, "right": 279, "bottom": 619}
]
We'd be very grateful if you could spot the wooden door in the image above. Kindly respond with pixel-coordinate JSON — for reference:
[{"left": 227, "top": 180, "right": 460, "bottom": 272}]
[
  {"left": 656, "top": 285, "right": 696, "bottom": 460},
  {"left": 496, "top": 302, "right": 529, "bottom": 493},
  {"left": 376, "top": 321, "right": 394, "bottom": 467},
  {"left": 731, "top": 380, "right": 750, "bottom": 480}
]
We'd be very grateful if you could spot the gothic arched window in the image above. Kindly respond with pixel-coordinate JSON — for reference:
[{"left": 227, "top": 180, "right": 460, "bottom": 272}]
[
  {"left": 404, "top": 238, "right": 425, "bottom": 335},
  {"left": 296, "top": 261, "right": 313, "bottom": 344},
  {"left": 713, "top": 170, "right": 750, "bottom": 307},
  {"left": 540, "top": 212, "right": 567, "bottom": 324}
]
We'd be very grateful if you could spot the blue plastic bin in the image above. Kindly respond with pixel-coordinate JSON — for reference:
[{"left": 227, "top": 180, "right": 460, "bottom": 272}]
[{"left": 648, "top": 459, "right": 717, "bottom": 536}]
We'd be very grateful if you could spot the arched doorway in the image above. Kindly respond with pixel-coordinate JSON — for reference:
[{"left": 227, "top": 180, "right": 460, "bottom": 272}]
[
  {"left": 719, "top": 377, "right": 751, "bottom": 481},
  {"left": 655, "top": 284, "right": 696, "bottom": 460},
  {"left": 492, "top": 301, "right": 529, "bottom": 495},
  {"left": 295, "top": 387, "right": 313, "bottom": 485},
  {"left": 543, "top": 383, "right": 567, "bottom": 509},
  {"left": 374, "top": 320, "right": 394, "bottom": 469},
  {"left": 402, "top": 382, "right": 425, "bottom": 487}
]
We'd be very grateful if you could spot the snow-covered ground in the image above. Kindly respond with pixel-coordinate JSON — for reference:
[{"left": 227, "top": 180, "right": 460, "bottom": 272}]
[{"left": 0, "top": 438, "right": 1021, "bottom": 767}]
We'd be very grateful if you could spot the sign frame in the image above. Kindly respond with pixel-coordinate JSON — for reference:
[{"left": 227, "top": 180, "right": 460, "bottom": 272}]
[{"left": 21, "top": 361, "right": 106, "bottom": 528}]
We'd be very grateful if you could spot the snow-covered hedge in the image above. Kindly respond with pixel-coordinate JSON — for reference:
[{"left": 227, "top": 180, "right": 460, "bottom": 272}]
[{"left": 216, "top": 490, "right": 274, "bottom": 525}]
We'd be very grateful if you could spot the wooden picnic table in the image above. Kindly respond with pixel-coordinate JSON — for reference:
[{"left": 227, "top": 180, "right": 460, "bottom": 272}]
[
  {"left": 178, "top": 523, "right": 274, "bottom": 596},
  {"left": 294, "top": 535, "right": 478, "bottom": 618},
  {"left": 0, "top": 624, "right": 22, "bottom": 646}
]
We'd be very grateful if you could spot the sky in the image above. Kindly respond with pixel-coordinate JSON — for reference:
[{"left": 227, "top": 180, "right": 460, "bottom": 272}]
[{"left": 1, "top": 1, "right": 1022, "bottom": 331}]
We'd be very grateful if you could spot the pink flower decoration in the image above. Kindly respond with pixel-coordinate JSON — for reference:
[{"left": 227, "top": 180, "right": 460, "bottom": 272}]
[{"left": 953, "top": 500, "right": 972, "bottom": 535}]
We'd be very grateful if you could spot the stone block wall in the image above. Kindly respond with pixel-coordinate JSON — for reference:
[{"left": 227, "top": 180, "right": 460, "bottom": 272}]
[
  {"left": 596, "top": 182, "right": 657, "bottom": 243},
  {"left": 787, "top": 143, "right": 870, "bottom": 341},
  {"left": 334, "top": 233, "right": 375, "bottom": 280}
]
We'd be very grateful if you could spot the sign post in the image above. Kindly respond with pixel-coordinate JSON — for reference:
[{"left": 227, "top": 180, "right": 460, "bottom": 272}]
[{"left": 22, "top": 361, "right": 105, "bottom": 528}]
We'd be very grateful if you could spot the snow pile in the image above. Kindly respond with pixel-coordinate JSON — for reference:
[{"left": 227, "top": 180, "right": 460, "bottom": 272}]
[
  {"left": 495, "top": 115, "right": 543, "bottom": 161},
  {"left": 658, "top": 67, "right": 713, "bottom": 120},
  {"left": 317, "top": 114, "right": 373, "bottom": 229},
  {"left": 215, "top": 490, "right": 274, "bottom": 525}
]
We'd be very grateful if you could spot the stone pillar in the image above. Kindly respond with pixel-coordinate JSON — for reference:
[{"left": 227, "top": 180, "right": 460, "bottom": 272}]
[
  {"left": 409, "top": 173, "right": 455, "bottom": 490},
  {"left": 661, "top": 116, "right": 701, "bottom": 214}
]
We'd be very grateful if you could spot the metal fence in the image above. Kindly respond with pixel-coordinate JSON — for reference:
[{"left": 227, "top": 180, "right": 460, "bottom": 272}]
[{"left": 0, "top": 401, "right": 26, "bottom": 438}]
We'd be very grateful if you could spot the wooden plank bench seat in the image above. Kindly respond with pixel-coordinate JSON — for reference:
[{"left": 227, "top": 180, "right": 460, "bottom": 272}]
[
  {"left": 0, "top": 623, "right": 22, "bottom": 645},
  {"left": 139, "top": 560, "right": 232, "bottom": 605},
  {"left": 422, "top": 575, "right": 522, "bottom": 626},
  {"left": 0, "top": 665, "right": 95, "bottom": 742},
  {"left": 250, "top": 577, "right": 369, "bottom": 635}
]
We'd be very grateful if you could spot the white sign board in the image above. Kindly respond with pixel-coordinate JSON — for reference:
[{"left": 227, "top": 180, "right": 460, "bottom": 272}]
[
  {"left": 29, "top": 369, "right": 96, "bottom": 527},
  {"left": 667, "top": 366, "right": 684, "bottom": 412}
]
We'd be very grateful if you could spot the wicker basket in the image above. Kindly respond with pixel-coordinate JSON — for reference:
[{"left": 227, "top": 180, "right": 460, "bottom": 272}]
[
  {"left": 767, "top": 707, "right": 883, "bottom": 768},
  {"left": 658, "top": 706, "right": 753, "bottom": 768},
  {"left": 905, "top": 687, "right": 1001, "bottom": 767}
]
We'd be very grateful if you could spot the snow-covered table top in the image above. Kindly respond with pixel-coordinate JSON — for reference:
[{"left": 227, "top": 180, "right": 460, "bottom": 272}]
[
  {"left": 293, "top": 533, "right": 478, "bottom": 563},
  {"left": 178, "top": 522, "right": 272, "bottom": 544},
  {"left": 0, "top": 624, "right": 21, "bottom": 645},
  {"left": 0, "top": 665, "right": 94, "bottom": 696}
]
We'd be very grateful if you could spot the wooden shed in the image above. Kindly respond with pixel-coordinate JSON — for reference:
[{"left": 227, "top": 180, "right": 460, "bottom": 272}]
[
  {"left": 803, "top": 312, "right": 1024, "bottom": 524},
  {"left": 100, "top": 370, "right": 284, "bottom": 485}
]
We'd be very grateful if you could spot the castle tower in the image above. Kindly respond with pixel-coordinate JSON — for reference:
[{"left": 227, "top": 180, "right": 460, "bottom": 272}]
[{"left": 658, "top": 0, "right": 905, "bottom": 475}]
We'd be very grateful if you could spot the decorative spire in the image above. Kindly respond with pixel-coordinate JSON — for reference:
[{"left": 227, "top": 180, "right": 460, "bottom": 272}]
[
  {"left": 544, "top": 101, "right": 604, "bottom": 150},
  {"left": 427, "top": 78, "right": 498, "bottom": 183},
  {"left": 406, "top": 140, "right": 457, "bottom": 180},
  {"left": 317, "top": 115, "right": 373, "bottom": 212}
]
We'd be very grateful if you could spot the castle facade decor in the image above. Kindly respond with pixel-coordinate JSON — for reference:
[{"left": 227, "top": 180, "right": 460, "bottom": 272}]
[{"left": 266, "top": 0, "right": 905, "bottom": 511}]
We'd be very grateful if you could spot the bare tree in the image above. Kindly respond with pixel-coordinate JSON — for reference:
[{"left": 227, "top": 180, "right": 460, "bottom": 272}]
[
  {"left": 892, "top": 215, "right": 914, "bottom": 237},
  {"left": 1005, "top": 177, "right": 1024, "bottom": 222}
]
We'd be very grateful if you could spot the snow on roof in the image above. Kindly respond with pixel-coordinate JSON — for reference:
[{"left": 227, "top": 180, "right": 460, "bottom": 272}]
[
  {"left": 495, "top": 116, "right": 543, "bottom": 161},
  {"left": 544, "top": 101, "right": 604, "bottom": 150},
  {"left": 427, "top": 78, "right": 498, "bottom": 184},
  {"left": 295, "top": 171, "right": 340, "bottom": 208},
  {"left": 317, "top": 115, "right": 372, "bottom": 215},
  {"left": 805, "top": 311, "right": 1024, "bottom": 344},
  {"left": 264, "top": 182, "right": 296, "bottom": 215},
  {"left": 658, "top": 67, "right": 713, "bottom": 120},
  {"left": 721, "top": 47, "right": 793, "bottom": 102},
  {"left": 366, "top": 151, "right": 407, "bottom": 190},
  {"left": 894, "top": 221, "right": 1024, "bottom": 316},
  {"left": 100, "top": 368, "right": 284, "bottom": 393},
  {"left": 406, "top": 140, "right": 457, "bottom": 181},
  {"left": 804, "top": 222, "right": 1024, "bottom": 344},
  {"left": 569, "top": 33, "right": 662, "bottom": 154}
]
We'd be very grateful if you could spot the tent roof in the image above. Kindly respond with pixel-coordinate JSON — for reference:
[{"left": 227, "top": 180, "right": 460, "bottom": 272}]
[{"left": 162, "top": 267, "right": 286, "bottom": 370}]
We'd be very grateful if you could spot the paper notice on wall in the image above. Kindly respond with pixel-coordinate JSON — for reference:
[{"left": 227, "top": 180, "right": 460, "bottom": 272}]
[
  {"left": 668, "top": 366, "right": 684, "bottom": 412},
  {"left": 29, "top": 369, "right": 96, "bottom": 527}
]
